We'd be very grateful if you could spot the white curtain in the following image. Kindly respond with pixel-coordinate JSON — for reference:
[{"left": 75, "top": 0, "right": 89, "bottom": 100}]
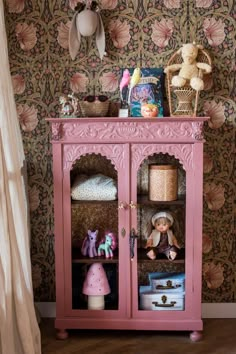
[{"left": 0, "top": 2, "right": 41, "bottom": 354}]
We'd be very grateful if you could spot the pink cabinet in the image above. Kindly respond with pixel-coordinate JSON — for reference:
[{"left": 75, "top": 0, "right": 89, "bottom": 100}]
[{"left": 47, "top": 117, "right": 207, "bottom": 342}]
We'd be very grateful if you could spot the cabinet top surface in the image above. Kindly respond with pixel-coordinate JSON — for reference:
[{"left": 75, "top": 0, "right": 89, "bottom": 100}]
[{"left": 46, "top": 117, "right": 208, "bottom": 123}]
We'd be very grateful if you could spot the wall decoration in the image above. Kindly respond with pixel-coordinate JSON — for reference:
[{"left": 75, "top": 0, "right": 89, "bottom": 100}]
[{"left": 69, "top": 1, "right": 106, "bottom": 60}]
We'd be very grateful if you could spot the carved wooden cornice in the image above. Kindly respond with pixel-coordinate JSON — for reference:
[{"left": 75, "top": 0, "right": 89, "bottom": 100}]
[
  {"left": 131, "top": 144, "right": 193, "bottom": 171},
  {"left": 47, "top": 118, "right": 207, "bottom": 143},
  {"left": 63, "top": 144, "right": 125, "bottom": 170}
]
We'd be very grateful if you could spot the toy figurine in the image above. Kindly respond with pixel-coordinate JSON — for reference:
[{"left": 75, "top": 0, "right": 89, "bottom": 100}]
[
  {"left": 59, "top": 92, "right": 79, "bottom": 117},
  {"left": 81, "top": 230, "right": 98, "bottom": 258},
  {"left": 164, "top": 42, "right": 212, "bottom": 91},
  {"left": 145, "top": 211, "right": 180, "bottom": 261},
  {"left": 98, "top": 232, "right": 117, "bottom": 259}
]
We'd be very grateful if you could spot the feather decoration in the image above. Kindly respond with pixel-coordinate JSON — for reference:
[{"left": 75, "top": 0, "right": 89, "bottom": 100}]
[
  {"left": 119, "top": 69, "right": 130, "bottom": 103},
  {"left": 127, "top": 67, "right": 141, "bottom": 104}
]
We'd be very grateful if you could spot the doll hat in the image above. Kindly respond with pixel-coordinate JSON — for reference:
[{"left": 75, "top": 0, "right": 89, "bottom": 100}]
[{"left": 152, "top": 212, "right": 174, "bottom": 227}]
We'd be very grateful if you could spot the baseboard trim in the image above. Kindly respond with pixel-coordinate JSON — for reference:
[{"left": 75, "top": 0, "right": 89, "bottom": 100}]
[
  {"left": 35, "top": 302, "right": 236, "bottom": 319},
  {"left": 201, "top": 303, "right": 236, "bottom": 318}
]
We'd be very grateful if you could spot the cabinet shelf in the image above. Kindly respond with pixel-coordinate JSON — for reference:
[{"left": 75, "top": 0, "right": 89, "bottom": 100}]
[
  {"left": 71, "top": 196, "right": 185, "bottom": 207},
  {"left": 138, "top": 258, "right": 185, "bottom": 264},
  {"left": 138, "top": 248, "right": 185, "bottom": 264},
  {"left": 72, "top": 257, "right": 119, "bottom": 264},
  {"left": 71, "top": 199, "right": 118, "bottom": 207},
  {"left": 137, "top": 195, "right": 185, "bottom": 206},
  {"left": 72, "top": 249, "right": 185, "bottom": 264},
  {"left": 72, "top": 248, "right": 119, "bottom": 264}
]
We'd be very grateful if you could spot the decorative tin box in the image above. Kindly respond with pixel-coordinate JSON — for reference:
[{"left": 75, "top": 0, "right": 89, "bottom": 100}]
[
  {"left": 149, "top": 272, "right": 185, "bottom": 293},
  {"left": 149, "top": 164, "right": 178, "bottom": 201},
  {"left": 140, "top": 290, "right": 185, "bottom": 311}
]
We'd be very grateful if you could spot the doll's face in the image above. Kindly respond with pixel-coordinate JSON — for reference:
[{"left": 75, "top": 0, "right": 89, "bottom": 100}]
[{"left": 154, "top": 217, "right": 171, "bottom": 233}]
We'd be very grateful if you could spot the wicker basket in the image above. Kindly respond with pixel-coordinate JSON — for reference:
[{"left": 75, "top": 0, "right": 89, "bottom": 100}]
[
  {"left": 79, "top": 100, "right": 109, "bottom": 117},
  {"left": 149, "top": 165, "right": 178, "bottom": 201}
]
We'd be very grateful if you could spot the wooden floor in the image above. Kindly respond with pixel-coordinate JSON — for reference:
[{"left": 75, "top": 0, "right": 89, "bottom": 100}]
[{"left": 41, "top": 318, "right": 236, "bottom": 354}]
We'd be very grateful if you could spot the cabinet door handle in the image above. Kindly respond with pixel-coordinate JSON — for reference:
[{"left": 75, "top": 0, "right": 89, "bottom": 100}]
[
  {"left": 130, "top": 228, "right": 138, "bottom": 260},
  {"left": 118, "top": 201, "right": 128, "bottom": 209},
  {"left": 129, "top": 201, "right": 137, "bottom": 209}
]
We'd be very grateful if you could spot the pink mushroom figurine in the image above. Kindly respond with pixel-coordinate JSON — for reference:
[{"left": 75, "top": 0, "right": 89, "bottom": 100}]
[{"left": 82, "top": 263, "right": 110, "bottom": 310}]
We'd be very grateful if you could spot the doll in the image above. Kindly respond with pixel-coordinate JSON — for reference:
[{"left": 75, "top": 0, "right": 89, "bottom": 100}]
[{"left": 145, "top": 211, "right": 180, "bottom": 261}]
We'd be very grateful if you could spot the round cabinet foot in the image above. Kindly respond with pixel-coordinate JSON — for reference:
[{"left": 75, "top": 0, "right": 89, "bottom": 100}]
[
  {"left": 190, "top": 331, "right": 202, "bottom": 342},
  {"left": 56, "top": 329, "right": 69, "bottom": 340}
]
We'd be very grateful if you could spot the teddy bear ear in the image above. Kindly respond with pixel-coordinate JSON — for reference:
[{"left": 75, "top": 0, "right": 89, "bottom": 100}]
[
  {"left": 197, "top": 44, "right": 204, "bottom": 50},
  {"left": 192, "top": 41, "right": 204, "bottom": 50}
]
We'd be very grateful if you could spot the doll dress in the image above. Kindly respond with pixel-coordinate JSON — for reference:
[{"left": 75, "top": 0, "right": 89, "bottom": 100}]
[{"left": 151, "top": 233, "right": 179, "bottom": 259}]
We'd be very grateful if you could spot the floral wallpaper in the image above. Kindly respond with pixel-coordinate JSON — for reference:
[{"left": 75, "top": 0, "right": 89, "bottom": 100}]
[{"left": 4, "top": 0, "right": 235, "bottom": 302}]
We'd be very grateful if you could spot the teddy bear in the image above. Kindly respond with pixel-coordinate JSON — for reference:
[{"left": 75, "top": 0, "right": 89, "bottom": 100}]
[{"left": 164, "top": 43, "right": 212, "bottom": 91}]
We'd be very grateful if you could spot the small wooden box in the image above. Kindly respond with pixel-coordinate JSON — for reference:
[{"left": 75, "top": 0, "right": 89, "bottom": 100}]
[
  {"left": 149, "top": 164, "right": 177, "bottom": 201},
  {"left": 140, "top": 291, "right": 185, "bottom": 311}
]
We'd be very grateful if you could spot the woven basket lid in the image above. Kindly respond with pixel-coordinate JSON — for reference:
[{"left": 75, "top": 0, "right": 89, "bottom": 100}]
[{"left": 149, "top": 164, "right": 177, "bottom": 170}]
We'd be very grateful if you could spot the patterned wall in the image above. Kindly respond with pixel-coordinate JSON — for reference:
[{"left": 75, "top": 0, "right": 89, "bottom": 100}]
[{"left": 4, "top": 0, "right": 235, "bottom": 302}]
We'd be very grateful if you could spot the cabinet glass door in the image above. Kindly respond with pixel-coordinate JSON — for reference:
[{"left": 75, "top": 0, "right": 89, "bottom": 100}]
[
  {"left": 71, "top": 153, "right": 119, "bottom": 311},
  {"left": 130, "top": 145, "right": 189, "bottom": 318},
  {"left": 63, "top": 146, "right": 130, "bottom": 317}
]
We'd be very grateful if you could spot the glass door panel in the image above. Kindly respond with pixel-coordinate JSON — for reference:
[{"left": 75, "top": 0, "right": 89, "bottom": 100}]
[
  {"left": 70, "top": 153, "right": 119, "bottom": 311},
  {"left": 134, "top": 152, "right": 186, "bottom": 313}
]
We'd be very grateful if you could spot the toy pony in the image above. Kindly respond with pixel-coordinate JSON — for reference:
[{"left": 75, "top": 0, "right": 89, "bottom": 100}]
[
  {"left": 98, "top": 232, "right": 117, "bottom": 259},
  {"left": 81, "top": 230, "right": 98, "bottom": 258}
]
